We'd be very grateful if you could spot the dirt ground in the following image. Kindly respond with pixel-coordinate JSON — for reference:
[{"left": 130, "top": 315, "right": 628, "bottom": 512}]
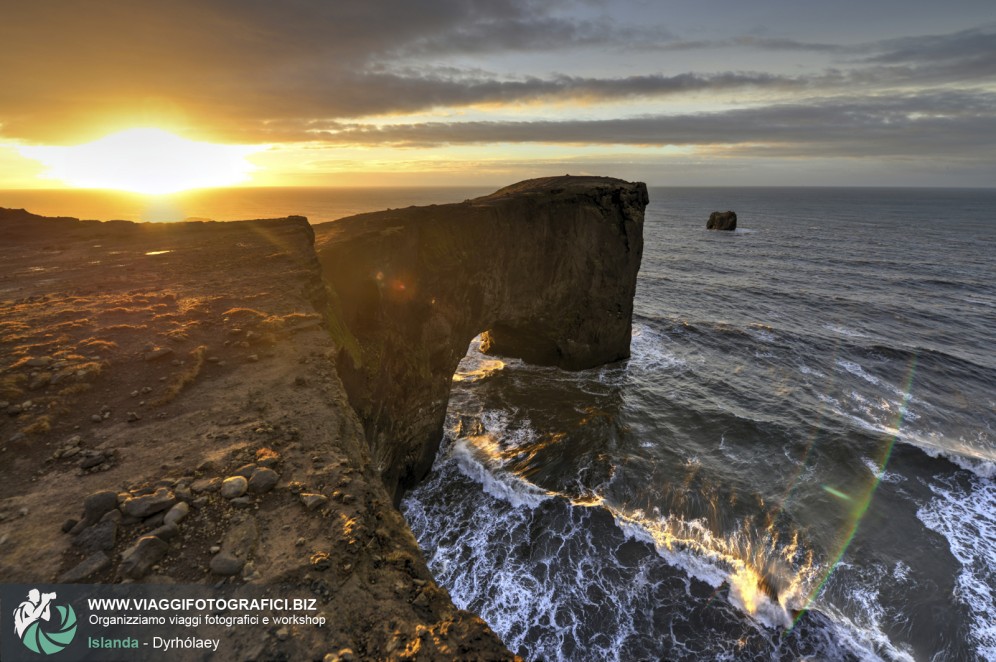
[{"left": 0, "top": 209, "right": 514, "bottom": 660}]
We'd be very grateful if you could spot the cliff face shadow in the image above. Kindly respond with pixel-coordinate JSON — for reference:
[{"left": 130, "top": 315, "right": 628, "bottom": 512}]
[{"left": 313, "top": 176, "right": 648, "bottom": 503}]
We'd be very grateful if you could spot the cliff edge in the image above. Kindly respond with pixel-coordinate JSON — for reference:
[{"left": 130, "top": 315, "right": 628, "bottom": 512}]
[
  {"left": 0, "top": 176, "right": 646, "bottom": 659},
  {"left": 315, "top": 176, "right": 648, "bottom": 502}
]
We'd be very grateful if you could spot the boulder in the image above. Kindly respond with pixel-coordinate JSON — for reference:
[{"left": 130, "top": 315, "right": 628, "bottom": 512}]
[{"left": 707, "top": 210, "right": 737, "bottom": 231}]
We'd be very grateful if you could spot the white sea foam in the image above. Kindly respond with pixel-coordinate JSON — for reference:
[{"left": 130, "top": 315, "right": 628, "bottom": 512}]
[
  {"left": 628, "top": 323, "right": 687, "bottom": 372},
  {"left": 746, "top": 328, "right": 776, "bottom": 344},
  {"left": 448, "top": 438, "right": 552, "bottom": 509},
  {"left": 917, "top": 475, "right": 996, "bottom": 660},
  {"left": 836, "top": 358, "right": 882, "bottom": 386},
  {"left": 444, "top": 410, "right": 552, "bottom": 509},
  {"left": 861, "top": 456, "right": 905, "bottom": 484},
  {"left": 824, "top": 323, "right": 869, "bottom": 338},
  {"left": 896, "top": 431, "right": 996, "bottom": 480},
  {"left": 799, "top": 364, "right": 826, "bottom": 378}
]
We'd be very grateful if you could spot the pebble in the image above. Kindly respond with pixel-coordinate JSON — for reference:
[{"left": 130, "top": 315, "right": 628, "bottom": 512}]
[
  {"left": 27, "top": 373, "right": 51, "bottom": 390},
  {"left": 121, "top": 487, "right": 177, "bottom": 518},
  {"left": 149, "top": 523, "right": 180, "bottom": 541},
  {"left": 255, "top": 448, "right": 280, "bottom": 467},
  {"left": 163, "top": 502, "right": 190, "bottom": 526},
  {"left": 310, "top": 552, "right": 331, "bottom": 571},
  {"left": 300, "top": 493, "right": 328, "bottom": 510},
  {"left": 74, "top": 518, "right": 117, "bottom": 553},
  {"left": 220, "top": 476, "right": 248, "bottom": 499},
  {"left": 90, "top": 414, "right": 103, "bottom": 423},
  {"left": 191, "top": 477, "right": 221, "bottom": 493},
  {"left": 80, "top": 453, "right": 107, "bottom": 470},
  {"left": 233, "top": 464, "right": 256, "bottom": 478},
  {"left": 70, "top": 490, "right": 118, "bottom": 534},
  {"left": 81, "top": 490, "right": 119, "bottom": 523},
  {"left": 144, "top": 347, "right": 174, "bottom": 362},
  {"left": 59, "top": 551, "right": 111, "bottom": 583},
  {"left": 248, "top": 468, "right": 279, "bottom": 494},
  {"left": 209, "top": 551, "right": 244, "bottom": 576},
  {"left": 126, "top": 412, "right": 141, "bottom": 422},
  {"left": 120, "top": 536, "right": 169, "bottom": 579}
]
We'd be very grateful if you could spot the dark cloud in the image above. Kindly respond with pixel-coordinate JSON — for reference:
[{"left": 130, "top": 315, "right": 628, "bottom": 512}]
[
  {"left": 293, "top": 91, "right": 996, "bottom": 160},
  {"left": 861, "top": 28, "right": 996, "bottom": 64}
]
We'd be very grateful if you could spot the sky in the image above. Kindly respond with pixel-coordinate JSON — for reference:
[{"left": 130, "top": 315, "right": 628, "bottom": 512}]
[{"left": 1, "top": 0, "right": 994, "bottom": 188}]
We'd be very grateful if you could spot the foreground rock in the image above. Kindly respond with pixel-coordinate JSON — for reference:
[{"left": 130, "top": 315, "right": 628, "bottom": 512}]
[
  {"left": 707, "top": 210, "right": 737, "bottom": 230},
  {"left": 316, "top": 175, "right": 647, "bottom": 501}
]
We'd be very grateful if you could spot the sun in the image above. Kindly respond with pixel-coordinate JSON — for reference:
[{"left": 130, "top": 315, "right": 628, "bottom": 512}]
[{"left": 18, "top": 128, "right": 264, "bottom": 194}]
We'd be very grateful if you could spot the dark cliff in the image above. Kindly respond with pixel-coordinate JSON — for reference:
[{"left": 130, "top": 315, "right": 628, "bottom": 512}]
[{"left": 314, "top": 176, "right": 648, "bottom": 503}]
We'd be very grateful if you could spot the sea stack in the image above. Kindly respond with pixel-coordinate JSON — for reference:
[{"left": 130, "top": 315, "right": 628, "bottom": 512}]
[
  {"left": 316, "top": 175, "right": 648, "bottom": 503},
  {"left": 707, "top": 210, "right": 737, "bottom": 231}
]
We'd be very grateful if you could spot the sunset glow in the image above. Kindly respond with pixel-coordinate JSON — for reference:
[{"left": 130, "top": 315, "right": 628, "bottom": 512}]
[{"left": 18, "top": 128, "right": 263, "bottom": 194}]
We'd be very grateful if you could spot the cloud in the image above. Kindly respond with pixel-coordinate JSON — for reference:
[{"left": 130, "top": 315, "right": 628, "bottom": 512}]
[
  {"left": 294, "top": 91, "right": 996, "bottom": 160},
  {"left": 0, "top": 0, "right": 993, "bottom": 180}
]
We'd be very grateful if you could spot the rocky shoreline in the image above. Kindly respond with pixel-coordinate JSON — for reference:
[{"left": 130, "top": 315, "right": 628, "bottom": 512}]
[{"left": 0, "top": 176, "right": 647, "bottom": 660}]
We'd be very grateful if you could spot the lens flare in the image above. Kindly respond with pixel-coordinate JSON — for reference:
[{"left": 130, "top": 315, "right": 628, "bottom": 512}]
[{"left": 790, "top": 356, "right": 918, "bottom": 629}]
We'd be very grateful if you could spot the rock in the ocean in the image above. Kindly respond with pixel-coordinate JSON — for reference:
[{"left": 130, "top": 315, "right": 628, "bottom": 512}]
[{"left": 707, "top": 210, "right": 737, "bottom": 231}]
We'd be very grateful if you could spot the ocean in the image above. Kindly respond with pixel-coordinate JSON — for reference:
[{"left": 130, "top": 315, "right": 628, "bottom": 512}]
[
  {"left": 402, "top": 187, "right": 996, "bottom": 661},
  {"left": 4, "top": 185, "right": 994, "bottom": 660}
]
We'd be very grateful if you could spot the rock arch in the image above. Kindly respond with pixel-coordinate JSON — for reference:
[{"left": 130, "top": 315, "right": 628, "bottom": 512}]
[{"left": 314, "top": 176, "right": 648, "bottom": 502}]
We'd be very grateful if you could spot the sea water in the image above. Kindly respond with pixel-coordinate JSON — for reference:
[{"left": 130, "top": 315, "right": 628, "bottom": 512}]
[{"left": 400, "top": 187, "right": 996, "bottom": 661}]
